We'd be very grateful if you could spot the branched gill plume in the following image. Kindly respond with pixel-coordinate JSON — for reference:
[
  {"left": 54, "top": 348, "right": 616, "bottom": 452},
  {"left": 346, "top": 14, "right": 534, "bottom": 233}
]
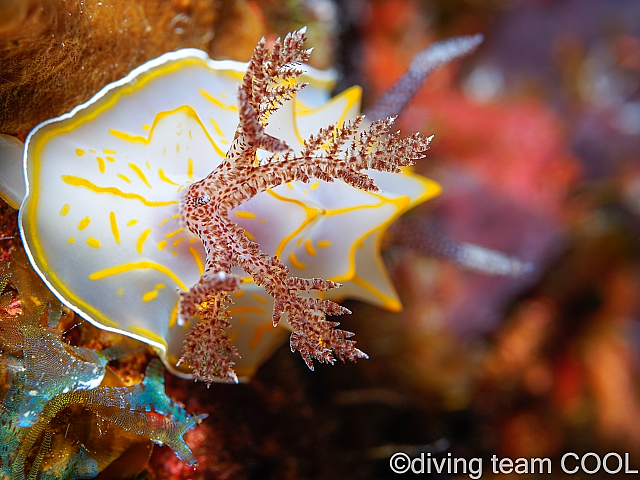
[{"left": 177, "top": 28, "right": 433, "bottom": 384}]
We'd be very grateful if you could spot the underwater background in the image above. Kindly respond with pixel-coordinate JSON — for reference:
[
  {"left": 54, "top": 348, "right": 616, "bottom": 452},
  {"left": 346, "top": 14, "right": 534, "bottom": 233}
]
[{"left": 2, "top": 0, "right": 640, "bottom": 478}]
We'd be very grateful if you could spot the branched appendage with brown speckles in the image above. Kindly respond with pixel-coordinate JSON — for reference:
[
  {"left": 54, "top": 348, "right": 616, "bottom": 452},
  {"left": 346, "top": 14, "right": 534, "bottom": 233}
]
[{"left": 177, "top": 28, "right": 431, "bottom": 384}]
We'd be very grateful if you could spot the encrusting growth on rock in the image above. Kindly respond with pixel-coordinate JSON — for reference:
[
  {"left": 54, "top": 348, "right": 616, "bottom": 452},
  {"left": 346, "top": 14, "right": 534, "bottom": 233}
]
[{"left": 178, "top": 28, "right": 433, "bottom": 384}]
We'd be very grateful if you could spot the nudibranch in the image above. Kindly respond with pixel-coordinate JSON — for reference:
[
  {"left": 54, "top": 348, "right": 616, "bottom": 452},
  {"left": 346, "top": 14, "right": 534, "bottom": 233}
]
[{"left": 0, "top": 29, "right": 440, "bottom": 382}]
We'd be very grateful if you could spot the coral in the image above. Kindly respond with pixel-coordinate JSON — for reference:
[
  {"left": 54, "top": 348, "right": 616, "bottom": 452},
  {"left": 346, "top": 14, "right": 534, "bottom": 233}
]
[
  {"left": 178, "top": 29, "right": 433, "bottom": 383},
  {"left": 0, "top": 250, "right": 206, "bottom": 479}
]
